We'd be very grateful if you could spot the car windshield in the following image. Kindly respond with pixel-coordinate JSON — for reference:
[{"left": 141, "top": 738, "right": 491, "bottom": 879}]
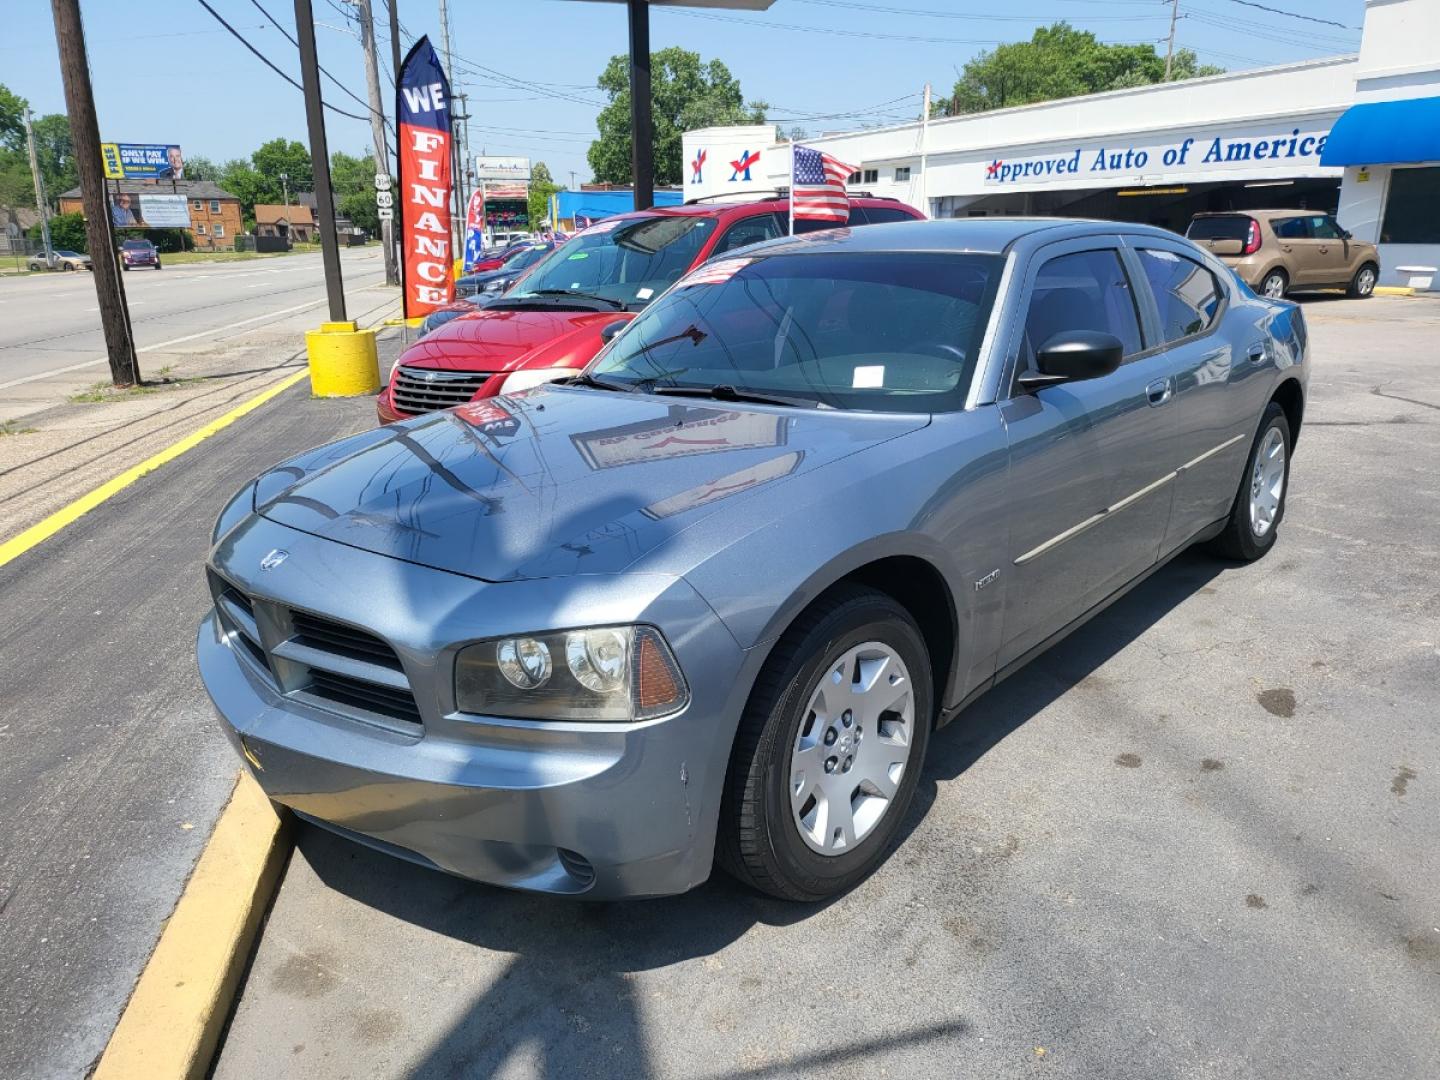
[
  {"left": 56, "top": 249, "right": 81, "bottom": 257},
  {"left": 588, "top": 251, "right": 1004, "bottom": 413},
  {"left": 122, "top": 240, "right": 151, "bottom": 249},
  {"left": 511, "top": 215, "right": 714, "bottom": 307},
  {"left": 1187, "top": 216, "right": 1250, "bottom": 241},
  {"left": 506, "top": 245, "right": 549, "bottom": 270}
]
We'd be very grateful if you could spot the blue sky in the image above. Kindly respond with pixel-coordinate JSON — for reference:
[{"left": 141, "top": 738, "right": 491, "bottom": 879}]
[{"left": 4, "top": 0, "right": 1364, "bottom": 188}]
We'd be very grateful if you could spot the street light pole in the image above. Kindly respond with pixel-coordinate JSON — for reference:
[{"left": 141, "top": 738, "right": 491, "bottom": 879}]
[
  {"left": 49, "top": 0, "right": 139, "bottom": 386},
  {"left": 293, "top": 0, "right": 347, "bottom": 321},
  {"left": 626, "top": 0, "right": 653, "bottom": 211}
]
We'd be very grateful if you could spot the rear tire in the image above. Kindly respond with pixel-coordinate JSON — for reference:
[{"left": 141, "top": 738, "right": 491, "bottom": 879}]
[
  {"left": 1210, "top": 402, "right": 1291, "bottom": 562},
  {"left": 717, "top": 585, "right": 933, "bottom": 901},
  {"left": 1347, "top": 262, "right": 1377, "bottom": 298},
  {"left": 1259, "top": 268, "right": 1288, "bottom": 299}
]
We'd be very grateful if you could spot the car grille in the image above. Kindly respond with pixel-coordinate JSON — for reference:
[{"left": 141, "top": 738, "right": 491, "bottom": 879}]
[
  {"left": 392, "top": 366, "right": 493, "bottom": 415},
  {"left": 209, "top": 570, "right": 422, "bottom": 731}
]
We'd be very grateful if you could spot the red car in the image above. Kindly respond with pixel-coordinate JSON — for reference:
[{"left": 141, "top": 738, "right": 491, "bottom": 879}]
[{"left": 377, "top": 195, "right": 924, "bottom": 423}]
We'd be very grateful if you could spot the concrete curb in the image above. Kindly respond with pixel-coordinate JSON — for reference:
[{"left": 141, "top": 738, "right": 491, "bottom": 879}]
[
  {"left": 92, "top": 772, "right": 291, "bottom": 1080},
  {"left": 1374, "top": 286, "right": 1417, "bottom": 296}
]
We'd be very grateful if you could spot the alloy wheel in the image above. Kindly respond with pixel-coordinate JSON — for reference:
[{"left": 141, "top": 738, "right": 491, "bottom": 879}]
[
  {"left": 1357, "top": 267, "right": 1376, "bottom": 296},
  {"left": 1262, "top": 273, "right": 1286, "bottom": 299},
  {"left": 789, "top": 642, "right": 915, "bottom": 855},
  {"left": 1248, "top": 427, "right": 1286, "bottom": 537}
]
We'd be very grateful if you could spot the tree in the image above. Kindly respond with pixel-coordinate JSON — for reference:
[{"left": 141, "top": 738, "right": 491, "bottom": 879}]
[
  {"left": 30, "top": 211, "right": 86, "bottom": 252},
  {"left": 330, "top": 150, "right": 378, "bottom": 234},
  {"left": 0, "top": 83, "right": 26, "bottom": 152},
  {"left": 941, "top": 23, "right": 1223, "bottom": 116},
  {"left": 527, "top": 160, "right": 559, "bottom": 231},
  {"left": 184, "top": 155, "right": 219, "bottom": 181},
  {"left": 588, "top": 47, "right": 767, "bottom": 186},
  {"left": 29, "top": 113, "right": 76, "bottom": 202}
]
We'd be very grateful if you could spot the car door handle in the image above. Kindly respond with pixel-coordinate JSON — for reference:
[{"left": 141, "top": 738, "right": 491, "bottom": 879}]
[
  {"left": 1146, "top": 376, "right": 1173, "bottom": 407},
  {"left": 1318, "top": 246, "right": 1329, "bottom": 254},
  {"left": 1248, "top": 343, "right": 1268, "bottom": 364}
]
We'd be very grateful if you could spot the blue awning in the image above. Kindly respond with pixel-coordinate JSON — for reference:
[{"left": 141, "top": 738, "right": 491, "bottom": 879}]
[{"left": 1320, "top": 96, "right": 1440, "bottom": 166}]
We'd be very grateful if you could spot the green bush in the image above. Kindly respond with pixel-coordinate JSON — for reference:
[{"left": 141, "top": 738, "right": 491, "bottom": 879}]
[{"left": 29, "top": 211, "right": 87, "bottom": 252}]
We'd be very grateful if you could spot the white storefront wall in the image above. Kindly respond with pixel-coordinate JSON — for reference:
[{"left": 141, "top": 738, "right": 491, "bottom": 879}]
[{"left": 1333, "top": 0, "right": 1440, "bottom": 286}]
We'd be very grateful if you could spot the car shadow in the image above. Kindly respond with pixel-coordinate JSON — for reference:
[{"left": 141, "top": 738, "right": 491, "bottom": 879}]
[{"left": 295, "top": 549, "right": 1225, "bottom": 1077}]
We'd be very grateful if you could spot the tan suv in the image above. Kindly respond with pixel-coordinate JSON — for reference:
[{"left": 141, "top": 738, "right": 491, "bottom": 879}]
[{"left": 1187, "top": 210, "right": 1379, "bottom": 300}]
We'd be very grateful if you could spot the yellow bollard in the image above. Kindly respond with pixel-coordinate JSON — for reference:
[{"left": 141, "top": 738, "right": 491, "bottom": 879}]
[{"left": 304, "top": 320, "right": 380, "bottom": 397}]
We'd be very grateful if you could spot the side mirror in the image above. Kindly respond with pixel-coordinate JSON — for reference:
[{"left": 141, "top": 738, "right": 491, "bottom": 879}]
[
  {"left": 1208, "top": 238, "right": 1244, "bottom": 256},
  {"left": 599, "top": 319, "right": 627, "bottom": 343},
  {"left": 1020, "top": 331, "right": 1123, "bottom": 391}
]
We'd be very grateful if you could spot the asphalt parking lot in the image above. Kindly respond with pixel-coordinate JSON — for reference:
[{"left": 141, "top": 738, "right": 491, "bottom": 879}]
[{"left": 209, "top": 294, "right": 1440, "bottom": 1079}]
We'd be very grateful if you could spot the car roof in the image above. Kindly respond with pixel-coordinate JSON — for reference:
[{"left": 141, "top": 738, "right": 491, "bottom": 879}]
[
  {"left": 596, "top": 194, "right": 921, "bottom": 227},
  {"left": 720, "top": 216, "right": 1186, "bottom": 258},
  {"left": 1192, "top": 209, "right": 1318, "bottom": 219}
]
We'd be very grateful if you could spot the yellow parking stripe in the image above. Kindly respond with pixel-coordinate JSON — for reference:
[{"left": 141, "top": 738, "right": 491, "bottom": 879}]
[{"left": 0, "top": 369, "right": 309, "bottom": 570}]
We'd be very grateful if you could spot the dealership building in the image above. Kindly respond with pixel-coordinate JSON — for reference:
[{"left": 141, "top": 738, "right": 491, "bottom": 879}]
[{"left": 683, "top": 0, "right": 1439, "bottom": 287}]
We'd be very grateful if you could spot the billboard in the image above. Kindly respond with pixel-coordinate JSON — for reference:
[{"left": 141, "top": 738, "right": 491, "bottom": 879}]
[
  {"left": 101, "top": 143, "right": 184, "bottom": 180},
  {"left": 108, "top": 193, "right": 193, "bottom": 228},
  {"left": 475, "top": 156, "right": 530, "bottom": 185},
  {"left": 396, "top": 35, "right": 454, "bottom": 317}
]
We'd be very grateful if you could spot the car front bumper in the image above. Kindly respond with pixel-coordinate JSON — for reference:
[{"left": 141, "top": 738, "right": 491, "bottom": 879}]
[{"left": 197, "top": 520, "right": 753, "bottom": 899}]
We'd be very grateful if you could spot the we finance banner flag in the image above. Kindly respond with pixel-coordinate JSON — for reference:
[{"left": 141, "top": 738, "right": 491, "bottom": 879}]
[{"left": 396, "top": 36, "right": 453, "bottom": 317}]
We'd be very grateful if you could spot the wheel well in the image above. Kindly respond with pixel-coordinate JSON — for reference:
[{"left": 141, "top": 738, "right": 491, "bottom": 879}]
[
  {"left": 836, "top": 556, "right": 956, "bottom": 716},
  {"left": 1272, "top": 378, "right": 1304, "bottom": 448}
]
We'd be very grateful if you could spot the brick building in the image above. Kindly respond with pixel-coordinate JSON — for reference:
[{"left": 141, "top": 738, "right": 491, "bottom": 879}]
[{"left": 58, "top": 179, "right": 242, "bottom": 251}]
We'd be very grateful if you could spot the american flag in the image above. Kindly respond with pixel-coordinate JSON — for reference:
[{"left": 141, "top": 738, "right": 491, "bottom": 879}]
[{"left": 791, "top": 144, "right": 857, "bottom": 223}]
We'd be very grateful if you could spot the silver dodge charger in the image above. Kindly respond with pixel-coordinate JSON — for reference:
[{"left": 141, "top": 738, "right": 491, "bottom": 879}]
[{"left": 199, "top": 219, "right": 1307, "bottom": 901}]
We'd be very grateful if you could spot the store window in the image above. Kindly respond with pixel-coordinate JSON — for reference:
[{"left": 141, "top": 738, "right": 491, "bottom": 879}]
[
  {"left": 862, "top": 169, "right": 878, "bottom": 184},
  {"left": 1137, "top": 249, "right": 1222, "bottom": 343},
  {"left": 1380, "top": 166, "right": 1440, "bottom": 244},
  {"left": 894, "top": 166, "right": 911, "bottom": 182}
]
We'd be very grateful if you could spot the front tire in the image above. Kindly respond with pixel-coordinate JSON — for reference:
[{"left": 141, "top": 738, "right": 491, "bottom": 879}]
[
  {"left": 1259, "top": 268, "right": 1288, "bottom": 299},
  {"left": 717, "top": 586, "right": 933, "bottom": 901},
  {"left": 1210, "top": 402, "right": 1291, "bottom": 561},
  {"left": 1347, "top": 262, "right": 1377, "bottom": 298}
]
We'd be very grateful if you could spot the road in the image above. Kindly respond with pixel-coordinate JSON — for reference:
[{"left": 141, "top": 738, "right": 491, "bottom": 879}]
[
  {"left": 214, "top": 297, "right": 1440, "bottom": 1079},
  {"left": 0, "top": 248, "right": 389, "bottom": 408}
]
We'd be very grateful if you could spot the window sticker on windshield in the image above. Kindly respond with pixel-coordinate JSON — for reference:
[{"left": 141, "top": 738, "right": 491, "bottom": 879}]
[
  {"left": 852, "top": 365, "right": 885, "bottom": 388},
  {"left": 678, "top": 258, "right": 752, "bottom": 289},
  {"left": 567, "top": 251, "right": 589, "bottom": 260},
  {"left": 636, "top": 287, "right": 654, "bottom": 300}
]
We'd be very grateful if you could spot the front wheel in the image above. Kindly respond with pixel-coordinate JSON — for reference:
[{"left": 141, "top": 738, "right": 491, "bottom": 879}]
[
  {"left": 1210, "top": 402, "right": 1291, "bottom": 561},
  {"left": 1347, "top": 262, "right": 1377, "bottom": 298},
  {"left": 1259, "top": 269, "right": 1288, "bottom": 299},
  {"left": 155, "top": 261, "right": 162, "bottom": 270},
  {"left": 717, "top": 586, "right": 933, "bottom": 901}
]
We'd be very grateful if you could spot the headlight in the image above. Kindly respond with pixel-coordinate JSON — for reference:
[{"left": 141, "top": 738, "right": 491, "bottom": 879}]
[
  {"left": 500, "top": 367, "right": 570, "bottom": 394},
  {"left": 455, "top": 625, "right": 688, "bottom": 722},
  {"left": 482, "top": 279, "right": 505, "bottom": 292}
]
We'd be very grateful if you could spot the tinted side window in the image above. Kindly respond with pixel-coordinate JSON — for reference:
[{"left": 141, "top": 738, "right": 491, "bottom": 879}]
[
  {"left": 712, "top": 213, "right": 783, "bottom": 255},
  {"left": 1308, "top": 215, "right": 1342, "bottom": 240},
  {"left": 1137, "top": 249, "right": 1223, "bottom": 343},
  {"left": 791, "top": 217, "right": 845, "bottom": 235},
  {"left": 1024, "top": 249, "right": 1143, "bottom": 363},
  {"left": 857, "top": 206, "right": 917, "bottom": 224},
  {"left": 1272, "top": 217, "right": 1308, "bottom": 240}
]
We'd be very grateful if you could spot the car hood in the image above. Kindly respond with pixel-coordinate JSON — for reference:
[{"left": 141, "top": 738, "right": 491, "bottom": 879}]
[
  {"left": 393, "top": 306, "right": 629, "bottom": 375},
  {"left": 256, "top": 386, "right": 927, "bottom": 581}
]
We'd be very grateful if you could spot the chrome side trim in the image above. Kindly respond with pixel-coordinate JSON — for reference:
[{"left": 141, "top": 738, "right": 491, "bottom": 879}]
[
  {"left": 1014, "top": 434, "right": 1246, "bottom": 566},
  {"left": 1177, "top": 433, "right": 1245, "bottom": 473}
]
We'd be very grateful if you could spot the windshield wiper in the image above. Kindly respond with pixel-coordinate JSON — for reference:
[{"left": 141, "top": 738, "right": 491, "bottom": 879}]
[
  {"left": 562, "top": 372, "right": 632, "bottom": 392},
  {"left": 649, "top": 384, "right": 820, "bottom": 409},
  {"left": 525, "top": 288, "right": 625, "bottom": 310}
]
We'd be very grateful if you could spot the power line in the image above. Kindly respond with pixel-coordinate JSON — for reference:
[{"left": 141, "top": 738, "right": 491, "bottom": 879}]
[
  {"left": 1216, "top": 0, "right": 1358, "bottom": 30},
  {"left": 245, "top": 0, "right": 394, "bottom": 134},
  {"left": 192, "top": 0, "right": 371, "bottom": 123},
  {"left": 792, "top": 0, "right": 1168, "bottom": 22}
]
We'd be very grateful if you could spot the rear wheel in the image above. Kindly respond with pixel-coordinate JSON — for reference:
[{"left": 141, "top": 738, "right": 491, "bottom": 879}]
[
  {"left": 1210, "top": 402, "right": 1291, "bottom": 561},
  {"left": 1259, "top": 268, "right": 1288, "bottom": 299},
  {"left": 1347, "top": 262, "right": 1377, "bottom": 298},
  {"left": 717, "top": 586, "right": 933, "bottom": 901}
]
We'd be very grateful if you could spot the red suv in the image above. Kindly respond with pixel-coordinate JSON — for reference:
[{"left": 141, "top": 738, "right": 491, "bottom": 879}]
[{"left": 376, "top": 195, "right": 923, "bottom": 423}]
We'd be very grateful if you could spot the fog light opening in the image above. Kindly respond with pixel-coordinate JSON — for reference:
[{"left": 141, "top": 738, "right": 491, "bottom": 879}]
[{"left": 556, "top": 847, "right": 596, "bottom": 888}]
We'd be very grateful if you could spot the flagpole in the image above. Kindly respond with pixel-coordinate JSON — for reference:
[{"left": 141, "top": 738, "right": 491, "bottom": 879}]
[{"left": 788, "top": 137, "right": 795, "bottom": 236}]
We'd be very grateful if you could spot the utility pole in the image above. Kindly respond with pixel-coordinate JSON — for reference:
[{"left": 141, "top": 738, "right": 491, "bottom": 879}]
[
  {"left": 918, "top": 83, "right": 932, "bottom": 218},
  {"left": 49, "top": 0, "right": 139, "bottom": 386},
  {"left": 280, "top": 172, "right": 291, "bottom": 216},
  {"left": 356, "top": 0, "right": 398, "bottom": 284},
  {"left": 387, "top": 0, "right": 401, "bottom": 76},
  {"left": 294, "top": 0, "right": 347, "bottom": 321},
  {"left": 23, "top": 108, "right": 54, "bottom": 269},
  {"left": 1164, "top": 0, "right": 1180, "bottom": 81},
  {"left": 438, "top": 0, "right": 463, "bottom": 256}
]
